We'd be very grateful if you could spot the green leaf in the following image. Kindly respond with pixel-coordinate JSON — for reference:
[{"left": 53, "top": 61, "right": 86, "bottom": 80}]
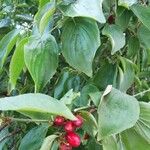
[
  {"left": 97, "top": 87, "right": 140, "bottom": 140},
  {"left": 102, "top": 24, "right": 125, "bottom": 55},
  {"left": 93, "top": 60, "right": 117, "bottom": 90},
  {"left": 19, "top": 125, "right": 49, "bottom": 150},
  {"left": 77, "top": 84, "right": 100, "bottom": 106},
  {"left": 86, "top": 138, "right": 102, "bottom": 150},
  {"left": 53, "top": 68, "right": 82, "bottom": 99},
  {"left": 39, "top": 0, "right": 50, "bottom": 8},
  {"left": 134, "top": 102, "right": 150, "bottom": 143},
  {"left": 80, "top": 111, "right": 98, "bottom": 137},
  {"left": 35, "top": 2, "right": 55, "bottom": 33},
  {"left": 118, "top": 0, "right": 137, "bottom": 8},
  {"left": 102, "top": 136, "right": 119, "bottom": 150},
  {"left": 53, "top": 69, "right": 70, "bottom": 99},
  {"left": 62, "top": 18, "right": 100, "bottom": 77},
  {"left": 0, "top": 93, "right": 76, "bottom": 120},
  {"left": 127, "top": 36, "right": 140, "bottom": 58},
  {"left": 39, "top": 1, "right": 56, "bottom": 33},
  {"left": 138, "top": 25, "right": 150, "bottom": 49},
  {"left": 9, "top": 37, "right": 29, "bottom": 90},
  {"left": 59, "top": 0, "right": 106, "bottom": 23},
  {"left": 121, "top": 128, "right": 150, "bottom": 150},
  {"left": 116, "top": 57, "right": 135, "bottom": 92},
  {"left": 51, "top": 140, "right": 59, "bottom": 150},
  {"left": 103, "top": 127, "right": 150, "bottom": 150},
  {"left": 60, "top": 89, "right": 80, "bottom": 105},
  {"left": 131, "top": 4, "right": 150, "bottom": 31},
  {"left": 88, "top": 90, "right": 102, "bottom": 107},
  {"left": 116, "top": 7, "right": 132, "bottom": 31},
  {"left": 40, "top": 135, "right": 58, "bottom": 150},
  {"left": 0, "top": 29, "right": 20, "bottom": 70},
  {"left": 24, "top": 33, "right": 58, "bottom": 91}
]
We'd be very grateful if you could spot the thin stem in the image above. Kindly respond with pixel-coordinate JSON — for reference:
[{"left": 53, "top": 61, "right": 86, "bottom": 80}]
[
  {"left": 49, "top": 23, "right": 60, "bottom": 33},
  {"left": 134, "top": 88, "right": 150, "bottom": 97},
  {"left": 74, "top": 105, "right": 96, "bottom": 112},
  {"left": 0, "top": 116, "right": 51, "bottom": 123}
]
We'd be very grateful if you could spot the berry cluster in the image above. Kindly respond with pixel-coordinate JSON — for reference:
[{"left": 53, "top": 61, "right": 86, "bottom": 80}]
[{"left": 53, "top": 115, "right": 83, "bottom": 150}]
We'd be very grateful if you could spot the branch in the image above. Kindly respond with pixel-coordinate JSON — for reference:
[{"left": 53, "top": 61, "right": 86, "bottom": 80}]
[{"left": 134, "top": 88, "right": 150, "bottom": 97}]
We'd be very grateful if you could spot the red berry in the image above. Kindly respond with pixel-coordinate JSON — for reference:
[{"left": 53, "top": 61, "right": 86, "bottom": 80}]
[
  {"left": 54, "top": 116, "right": 65, "bottom": 126},
  {"left": 59, "top": 143, "right": 72, "bottom": 150},
  {"left": 64, "top": 121, "right": 75, "bottom": 133},
  {"left": 107, "top": 15, "right": 115, "bottom": 24},
  {"left": 73, "top": 115, "right": 83, "bottom": 128},
  {"left": 65, "top": 132, "right": 81, "bottom": 147}
]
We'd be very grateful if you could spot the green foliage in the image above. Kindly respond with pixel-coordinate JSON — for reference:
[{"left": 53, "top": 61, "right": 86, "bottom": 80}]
[
  {"left": 0, "top": 93, "right": 76, "bottom": 120},
  {"left": 0, "top": 0, "right": 150, "bottom": 149},
  {"left": 24, "top": 33, "right": 58, "bottom": 91},
  {"left": 19, "top": 125, "right": 49, "bottom": 150},
  {"left": 98, "top": 87, "right": 140, "bottom": 140},
  {"left": 62, "top": 18, "right": 100, "bottom": 77},
  {"left": 9, "top": 37, "right": 29, "bottom": 90},
  {"left": 102, "top": 24, "right": 125, "bottom": 55}
]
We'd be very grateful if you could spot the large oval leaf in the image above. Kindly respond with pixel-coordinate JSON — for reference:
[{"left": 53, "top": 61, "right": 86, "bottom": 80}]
[
  {"left": 9, "top": 37, "right": 29, "bottom": 90},
  {"left": 62, "top": 18, "right": 100, "bottom": 77},
  {"left": 97, "top": 87, "right": 140, "bottom": 140},
  {"left": 59, "top": 0, "right": 106, "bottom": 23},
  {"left": 24, "top": 33, "right": 58, "bottom": 91},
  {"left": 131, "top": 4, "right": 150, "bottom": 31},
  {"left": 102, "top": 24, "right": 125, "bottom": 55},
  {"left": 0, "top": 93, "right": 76, "bottom": 120},
  {"left": 19, "top": 125, "right": 49, "bottom": 150}
]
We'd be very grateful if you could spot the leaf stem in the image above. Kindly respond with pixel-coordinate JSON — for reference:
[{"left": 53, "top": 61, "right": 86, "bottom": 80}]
[{"left": 134, "top": 88, "right": 150, "bottom": 97}]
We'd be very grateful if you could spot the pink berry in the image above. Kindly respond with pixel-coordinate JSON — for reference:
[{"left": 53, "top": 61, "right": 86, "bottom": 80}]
[
  {"left": 65, "top": 132, "right": 81, "bottom": 147},
  {"left": 73, "top": 115, "right": 83, "bottom": 128},
  {"left": 54, "top": 116, "right": 65, "bottom": 126},
  {"left": 64, "top": 121, "right": 75, "bottom": 133}
]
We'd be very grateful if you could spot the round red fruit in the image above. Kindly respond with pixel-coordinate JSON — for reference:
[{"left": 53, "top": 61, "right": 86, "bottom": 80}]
[
  {"left": 64, "top": 121, "right": 75, "bottom": 133},
  {"left": 73, "top": 115, "right": 83, "bottom": 128},
  {"left": 54, "top": 116, "right": 65, "bottom": 126},
  {"left": 59, "top": 143, "right": 72, "bottom": 150},
  {"left": 66, "top": 132, "right": 81, "bottom": 147}
]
